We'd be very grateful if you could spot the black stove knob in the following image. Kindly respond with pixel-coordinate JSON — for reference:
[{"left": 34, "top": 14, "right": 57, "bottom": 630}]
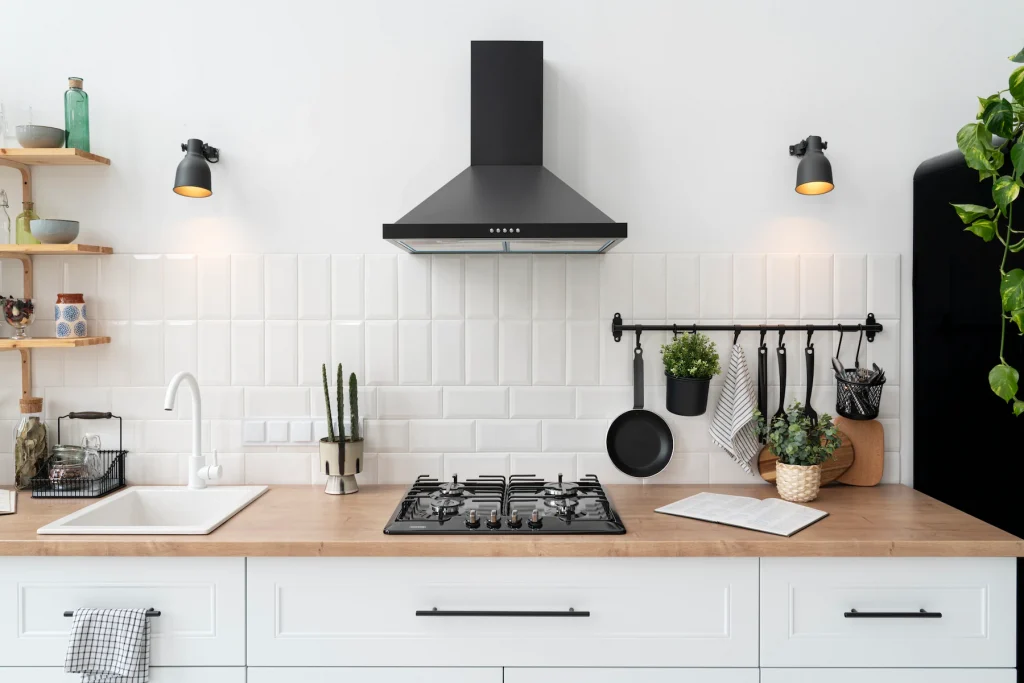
[
  {"left": 466, "top": 509, "right": 480, "bottom": 529},
  {"left": 508, "top": 509, "right": 522, "bottom": 529},
  {"left": 528, "top": 508, "right": 542, "bottom": 529},
  {"left": 487, "top": 509, "right": 501, "bottom": 529}
]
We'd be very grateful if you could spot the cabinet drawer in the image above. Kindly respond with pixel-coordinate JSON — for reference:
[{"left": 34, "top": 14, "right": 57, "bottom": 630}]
[
  {"left": 248, "top": 557, "right": 759, "bottom": 667},
  {"left": 761, "top": 670, "right": 1016, "bottom": 683},
  {"left": 0, "top": 557, "right": 245, "bottom": 666},
  {"left": 505, "top": 670, "right": 758, "bottom": 683},
  {"left": 247, "top": 669, "right": 501, "bottom": 683},
  {"left": 761, "top": 558, "right": 1016, "bottom": 668},
  {"left": 0, "top": 669, "right": 246, "bottom": 682}
]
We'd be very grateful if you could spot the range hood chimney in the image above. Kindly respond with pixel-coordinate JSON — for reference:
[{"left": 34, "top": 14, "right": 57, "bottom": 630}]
[{"left": 383, "top": 41, "right": 627, "bottom": 254}]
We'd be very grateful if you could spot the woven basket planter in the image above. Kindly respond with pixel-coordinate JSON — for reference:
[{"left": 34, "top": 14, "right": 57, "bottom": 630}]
[{"left": 775, "top": 462, "right": 821, "bottom": 503}]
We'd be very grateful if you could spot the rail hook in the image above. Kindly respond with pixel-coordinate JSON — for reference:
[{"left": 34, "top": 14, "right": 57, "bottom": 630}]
[
  {"left": 691, "top": 323, "right": 697, "bottom": 336},
  {"left": 733, "top": 326, "right": 742, "bottom": 346},
  {"left": 672, "top": 323, "right": 678, "bottom": 339},
  {"left": 635, "top": 326, "right": 643, "bottom": 352},
  {"left": 806, "top": 328, "right": 814, "bottom": 349},
  {"left": 778, "top": 328, "right": 786, "bottom": 348},
  {"left": 759, "top": 327, "right": 767, "bottom": 348}
]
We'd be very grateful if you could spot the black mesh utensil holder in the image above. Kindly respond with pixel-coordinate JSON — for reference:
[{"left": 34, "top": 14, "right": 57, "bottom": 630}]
[
  {"left": 835, "top": 371, "right": 886, "bottom": 420},
  {"left": 30, "top": 412, "right": 127, "bottom": 498}
]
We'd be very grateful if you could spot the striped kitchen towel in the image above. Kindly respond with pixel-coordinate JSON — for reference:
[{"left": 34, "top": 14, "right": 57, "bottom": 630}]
[
  {"left": 65, "top": 608, "right": 151, "bottom": 682},
  {"left": 709, "top": 343, "right": 761, "bottom": 473}
]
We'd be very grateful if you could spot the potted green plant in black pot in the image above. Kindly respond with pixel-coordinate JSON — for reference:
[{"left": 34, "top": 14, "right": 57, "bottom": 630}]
[{"left": 661, "top": 331, "right": 721, "bottom": 416}]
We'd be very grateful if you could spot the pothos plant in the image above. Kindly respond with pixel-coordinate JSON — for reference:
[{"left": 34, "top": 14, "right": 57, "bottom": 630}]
[{"left": 950, "top": 45, "right": 1024, "bottom": 416}]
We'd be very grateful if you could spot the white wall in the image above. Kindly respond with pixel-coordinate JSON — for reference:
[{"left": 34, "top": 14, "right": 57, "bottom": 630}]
[{"left": 1, "top": 0, "right": 1017, "bottom": 485}]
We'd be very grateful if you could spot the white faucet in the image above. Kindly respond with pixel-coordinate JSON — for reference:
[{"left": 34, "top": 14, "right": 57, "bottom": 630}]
[{"left": 164, "top": 371, "right": 222, "bottom": 489}]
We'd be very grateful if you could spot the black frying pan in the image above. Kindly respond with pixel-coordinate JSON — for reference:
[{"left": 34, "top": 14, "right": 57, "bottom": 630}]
[{"left": 606, "top": 340, "right": 674, "bottom": 478}]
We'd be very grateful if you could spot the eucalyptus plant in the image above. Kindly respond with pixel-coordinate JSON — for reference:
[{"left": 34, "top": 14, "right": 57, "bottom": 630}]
[
  {"left": 754, "top": 402, "right": 842, "bottom": 467},
  {"left": 950, "top": 45, "right": 1024, "bottom": 415}
]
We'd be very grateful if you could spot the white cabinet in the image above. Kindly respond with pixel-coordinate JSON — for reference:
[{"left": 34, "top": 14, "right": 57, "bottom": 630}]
[
  {"left": 0, "top": 668, "right": 245, "bottom": 682},
  {"left": 761, "top": 670, "right": 1016, "bottom": 683},
  {"left": 0, "top": 557, "right": 246, "bottom": 666},
  {"left": 247, "top": 668, "right": 502, "bottom": 683},
  {"left": 505, "top": 669, "right": 758, "bottom": 683},
  {"left": 760, "top": 557, "right": 1016, "bottom": 668},
  {"left": 247, "top": 557, "right": 760, "bottom": 667}
]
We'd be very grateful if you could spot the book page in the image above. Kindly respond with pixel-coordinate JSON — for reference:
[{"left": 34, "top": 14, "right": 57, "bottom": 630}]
[
  {"left": 655, "top": 492, "right": 762, "bottom": 522},
  {"left": 0, "top": 490, "right": 15, "bottom": 515},
  {"left": 722, "top": 497, "right": 826, "bottom": 536}
]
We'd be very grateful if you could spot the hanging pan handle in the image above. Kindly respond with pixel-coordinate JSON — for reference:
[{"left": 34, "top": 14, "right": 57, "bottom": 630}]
[{"left": 633, "top": 329, "right": 645, "bottom": 410}]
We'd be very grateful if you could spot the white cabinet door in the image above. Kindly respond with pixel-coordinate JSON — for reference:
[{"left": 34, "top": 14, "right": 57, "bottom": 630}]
[
  {"left": 0, "top": 557, "right": 246, "bottom": 666},
  {"left": 761, "top": 557, "right": 1016, "bottom": 668},
  {"left": 0, "top": 668, "right": 245, "bottom": 682},
  {"left": 505, "top": 669, "right": 758, "bottom": 683},
  {"left": 761, "top": 670, "right": 1016, "bottom": 683},
  {"left": 247, "top": 557, "right": 759, "bottom": 667},
  {"left": 247, "top": 668, "right": 502, "bottom": 683}
]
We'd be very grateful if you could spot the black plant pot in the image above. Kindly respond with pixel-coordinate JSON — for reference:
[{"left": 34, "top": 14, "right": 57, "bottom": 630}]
[{"left": 665, "top": 373, "right": 711, "bottom": 416}]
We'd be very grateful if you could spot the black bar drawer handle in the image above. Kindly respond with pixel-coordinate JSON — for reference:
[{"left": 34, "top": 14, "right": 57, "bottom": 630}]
[
  {"left": 416, "top": 607, "right": 589, "bottom": 618},
  {"left": 844, "top": 608, "right": 942, "bottom": 618},
  {"left": 64, "top": 608, "right": 161, "bottom": 618}
]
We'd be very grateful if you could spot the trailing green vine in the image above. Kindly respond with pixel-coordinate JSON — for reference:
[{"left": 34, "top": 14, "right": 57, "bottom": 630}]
[{"left": 951, "top": 45, "right": 1024, "bottom": 416}]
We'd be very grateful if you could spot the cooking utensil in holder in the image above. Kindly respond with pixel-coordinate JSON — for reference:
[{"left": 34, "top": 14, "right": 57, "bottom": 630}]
[
  {"left": 30, "top": 412, "right": 127, "bottom": 498},
  {"left": 833, "top": 328, "right": 886, "bottom": 420}
]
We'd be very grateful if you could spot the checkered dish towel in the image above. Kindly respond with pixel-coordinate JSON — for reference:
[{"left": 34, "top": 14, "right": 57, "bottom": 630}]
[
  {"left": 709, "top": 343, "right": 761, "bottom": 473},
  {"left": 65, "top": 608, "right": 151, "bottom": 683}
]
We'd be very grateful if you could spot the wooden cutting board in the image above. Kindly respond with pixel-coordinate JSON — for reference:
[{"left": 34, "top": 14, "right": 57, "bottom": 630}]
[
  {"left": 758, "top": 431, "right": 854, "bottom": 485},
  {"left": 834, "top": 417, "right": 885, "bottom": 486}
]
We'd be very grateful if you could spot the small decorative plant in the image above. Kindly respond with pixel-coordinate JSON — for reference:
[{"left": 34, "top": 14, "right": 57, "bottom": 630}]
[
  {"left": 321, "top": 362, "right": 345, "bottom": 443},
  {"left": 319, "top": 363, "right": 362, "bottom": 495},
  {"left": 661, "top": 332, "right": 721, "bottom": 416},
  {"left": 349, "top": 372, "right": 361, "bottom": 442},
  {"left": 754, "top": 400, "right": 842, "bottom": 503}
]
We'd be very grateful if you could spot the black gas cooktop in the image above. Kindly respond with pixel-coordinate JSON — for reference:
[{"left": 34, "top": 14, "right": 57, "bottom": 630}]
[{"left": 383, "top": 474, "right": 626, "bottom": 535}]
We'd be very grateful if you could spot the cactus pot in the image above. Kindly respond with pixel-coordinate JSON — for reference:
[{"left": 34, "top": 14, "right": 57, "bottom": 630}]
[{"left": 319, "top": 437, "right": 362, "bottom": 495}]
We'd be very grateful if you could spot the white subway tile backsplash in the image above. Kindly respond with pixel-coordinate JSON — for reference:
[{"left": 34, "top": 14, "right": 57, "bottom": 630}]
[
  {"left": 230, "top": 254, "right": 264, "bottom": 320},
  {"left": 244, "top": 387, "right": 309, "bottom": 417},
  {"left": 532, "top": 255, "right": 566, "bottom": 319},
  {"left": 477, "top": 420, "right": 541, "bottom": 452},
  {"left": 878, "top": 418, "right": 900, "bottom": 451},
  {"left": 111, "top": 387, "right": 171, "bottom": 420},
  {"left": 297, "top": 254, "right": 331, "bottom": 320},
  {"left": 163, "top": 255, "right": 197, "bottom": 320},
  {"left": 197, "top": 255, "right": 231, "bottom": 320},
  {"left": 732, "top": 254, "right": 766, "bottom": 319},
  {"left": 632, "top": 254, "right": 667, "bottom": 320},
  {"left": 576, "top": 452, "right": 635, "bottom": 484},
  {"left": 267, "top": 420, "right": 289, "bottom": 443},
  {"left": 290, "top": 420, "right": 313, "bottom": 443},
  {"left": 331, "top": 321, "right": 365, "bottom": 383},
  {"left": 866, "top": 319, "right": 900, "bottom": 383},
  {"left": 243, "top": 421, "right": 265, "bottom": 443},
  {"left": 130, "top": 256, "right": 164, "bottom": 321},
  {"left": 96, "top": 254, "right": 131, "bottom": 320},
  {"left": 498, "top": 255, "right": 531, "bottom": 319},
  {"left": 199, "top": 387, "right": 244, "bottom": 419},
  {"left": 666, "top": 254, "right": 700, "bottom": 320},
  {"left": 397, "top": 254, "right": 431, "bottom": 319},
  {"left": 766, "top": 254, "right": 799, "bottom": 319},
  {"left": 365, "top": 320, "right": 398, "bottom": 385},
  {"left": 332, "top": 254, "right": 364, "bottom": 319},
  {"left": 44, "top": 387, "right": 111, "bottom": 419},
  {"left": 63, "top": 345, "right": 98, "bottom": 387},
  {"left": 378, "top": 453, "right": 442, "bottom": 484},
  {"left": 63, "top": 255, "right": 98, "bottom": 306},
  {"left": 245, "top": 453, "right": 311, "bottom": 485},
  {"left": 365, "top": 420, "right": 411, "bottom": 452},
  {"left": 431, "top": 255, "right": 465, "bottom": 319},
  {"left": 498, "top": 320, "right": 532, "bottom": 385},
  {"left": 644, "top": 452, "right": 710, "bottom": 484},
  {"left": 800, "top": 254, "right": 833, "bottom": 318},
  {"left": 298, "top": 321, "right": 331, "bottom": 385},
  {"left": 264, "top": 254, "right": 298, "bottom": 320},
  {"left": 230, "top": 321, "right": 264, "bottom": 385},
  {"left": 432, "top": 319, "right": 465, "bottom": 385},
  {"left": 532, "top": 320, "right": 566, "bottom": 386},
  {"left": 444, "top": 453, "right": 510, "bottom": 479},
  {"left": 198, "top": 320, "right": 231, "bottom": 386},
  {"left": 398, "top": 320, "right": 432, "bottom": 385},
  {"left": 576, "top": 386, "right": 632, "bottom": 418},
  {"left": 510, "top": 387, "right": 575, "bottom": 418},
  {"left": 566, "top": 320, "right": 600, "bottom": 386},
  {"left": 566, "top": 255, "right": 600, "bottom": 320},
  {"left": 708, "top": 450, "right": 766, "bottom": 484},
  {"left": 509, "top": 453, "right": 577, "bottom": 481},
  {"left": 164, "top": 321, "right": 198, "bottom": 382},
  {"left": 599, "top": 327, "right": 631, "bottom": 386},
  {"left": 465, "top": 319, "right": 498, "bottom": 385},
  {"left": 443, "top": 387, "right": 508, "bottom": 418},
  {"left": 410, "top": 420, "right": 474, "bottom": 452},
  {"left": 265, "top": 321, "right": 298, "bottom": 385},
  {"left": 542, "top": 419, "right": 607, "bottom": 452},
  {"left": 599, "top": 253, "right": 632, "bottom": 320},
  {"left": 378, "top": 386, "right": 443, "bottom": 418},
  {"left": 699, "top": 254, "right": 732, "bottom": 319},
  {"left": 365, "top": 254, "right": 398, "bottom": 319},
  {"left": 130, "top": 321, "right": 164, "bottom": 386},
  {"left": 868, "top": 254, "right": 901, "bottom": 319},
  {"left": 882, "top": 450, "right": 901, "bottom": 484},
  {"left": 834, "top": 254, "right": 867, "bottom": 319},
  {"left": 465, "top": 255, "right": 498, "bottom": 319}
]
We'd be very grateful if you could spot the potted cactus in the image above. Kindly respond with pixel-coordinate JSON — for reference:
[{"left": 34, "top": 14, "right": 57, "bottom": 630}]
[{"left": 319, "top": 363, "right": 363, "bottom": 495}]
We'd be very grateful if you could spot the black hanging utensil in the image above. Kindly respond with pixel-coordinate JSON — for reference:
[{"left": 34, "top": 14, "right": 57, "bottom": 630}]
[
  {"left": 804, "top": 336, "right": 818, "bottom": 422},
  {"left": 757, "top": 329, "right": 768, "bottom": 441},
  {"left": 773, "top": 330, "right": 787, "bottom": 422}
]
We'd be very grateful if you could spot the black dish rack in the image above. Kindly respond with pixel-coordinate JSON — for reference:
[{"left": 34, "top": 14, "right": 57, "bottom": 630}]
[{"left": 30, "top": 412, "right": 127, "bottom": 499}]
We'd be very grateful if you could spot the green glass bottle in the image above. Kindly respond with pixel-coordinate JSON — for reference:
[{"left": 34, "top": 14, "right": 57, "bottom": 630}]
[
  {"left": 64, "top": 77, "right": 89, "bottom": 151},
  {"left": 15, "top": 202, "right": 39, "bottom": 245}
]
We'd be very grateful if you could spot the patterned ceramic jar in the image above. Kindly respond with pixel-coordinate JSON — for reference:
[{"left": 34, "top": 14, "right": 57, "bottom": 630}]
[{"left": 55, "top": 293, "right": 87, "bottom": 338}]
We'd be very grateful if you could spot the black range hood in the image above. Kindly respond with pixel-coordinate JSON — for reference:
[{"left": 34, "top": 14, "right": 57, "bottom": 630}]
[{"left": 383, "top": 41, "right": 627, "bottom": 254}]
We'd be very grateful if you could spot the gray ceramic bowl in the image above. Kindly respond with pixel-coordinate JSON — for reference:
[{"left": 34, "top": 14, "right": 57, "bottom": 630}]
[
  {"left": 30, "top": 219, "right": 79, "bottom": 244},
  {"left": 15, "top": 125, "right": 65, "bottom": 149}
]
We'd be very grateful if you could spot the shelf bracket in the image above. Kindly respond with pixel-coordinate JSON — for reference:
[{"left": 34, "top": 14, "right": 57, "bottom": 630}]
[
  {"left": 0, "top": 252, "right": 33, "bottom": 299},
  {"left": 19, "top": 349, "right": 30, "bottom": 400},
  {"left": 0, "top": 157, "right": 32, "bottom": 205}
]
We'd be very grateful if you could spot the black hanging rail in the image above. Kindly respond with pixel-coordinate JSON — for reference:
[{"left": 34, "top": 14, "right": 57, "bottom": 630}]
[{"left": 612, "top": 313, "right": 883, "bottom": 343}]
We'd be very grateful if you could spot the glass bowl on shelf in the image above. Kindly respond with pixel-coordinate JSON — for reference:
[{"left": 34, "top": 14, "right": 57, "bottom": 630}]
[{"left": 2, "top": 297, "right": 34, "bottom": 340}]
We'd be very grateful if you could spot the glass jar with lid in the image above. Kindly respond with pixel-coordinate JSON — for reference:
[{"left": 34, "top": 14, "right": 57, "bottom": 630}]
[{"left": 13, "top": 397, "right": 47, "bottom": 490}]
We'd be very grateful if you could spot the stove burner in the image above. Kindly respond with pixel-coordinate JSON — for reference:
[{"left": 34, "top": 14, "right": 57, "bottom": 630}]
[
  {"left": 542, "top": 474, "right": 579, "bottom": 498},
  {"left": 430, "top": 496, "right": 463, "bottom": 514},
  {"left": 438, "top": 475, "right": 466, "bottom": 496},
  {"left": 544, "top": 496, "right": 579, "bottom": 512}
]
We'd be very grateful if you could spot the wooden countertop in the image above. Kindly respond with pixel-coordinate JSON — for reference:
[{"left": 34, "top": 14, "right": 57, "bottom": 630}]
[{"left": 0, "top": 484, "right": 1021, "bottom": 557}]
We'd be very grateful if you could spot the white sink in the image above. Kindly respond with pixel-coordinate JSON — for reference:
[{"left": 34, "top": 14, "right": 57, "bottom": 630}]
[{"left": 36, "top": 485, "right": 268, "bottom": 535}]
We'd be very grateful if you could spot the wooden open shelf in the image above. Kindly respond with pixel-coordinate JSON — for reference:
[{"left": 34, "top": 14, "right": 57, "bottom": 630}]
[
  {"left": 0, "top": 148, "right": 110, "bottom": 166},
  {"left": 0, "top": 244, "right": 113, "bottom": 255},
  {"left": 0, "top": 336, "right": 110, "bottom": 350}
]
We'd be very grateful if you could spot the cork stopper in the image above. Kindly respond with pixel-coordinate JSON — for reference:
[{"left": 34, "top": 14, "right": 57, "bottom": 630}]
[
  {"left": 68, "top": 77, "right": 83, "bottom": 89},
  {"left": 20, "top": 397, "right": 42, "bottom": 414}
]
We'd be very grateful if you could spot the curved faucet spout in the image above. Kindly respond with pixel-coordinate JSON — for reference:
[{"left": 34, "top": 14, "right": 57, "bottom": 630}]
[{"left": 164, "top": 371, "right": 206, "bottom": 488}]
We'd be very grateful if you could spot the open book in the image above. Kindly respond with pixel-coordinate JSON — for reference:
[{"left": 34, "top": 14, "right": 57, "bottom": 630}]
[
  {"left": 0, "top": 490, "right": 15, "bottom": 515},
  {"left": 655, "top": 492, "right": 827, "bottom": 537}
]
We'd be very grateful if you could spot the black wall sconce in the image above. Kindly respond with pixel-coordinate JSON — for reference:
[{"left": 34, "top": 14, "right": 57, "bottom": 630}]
[
  {"left": 173, "top": 138, "right": 220, "bottom": 198},
  {"left": 789, "top": 135, "right": 833, "bottom": 195}
]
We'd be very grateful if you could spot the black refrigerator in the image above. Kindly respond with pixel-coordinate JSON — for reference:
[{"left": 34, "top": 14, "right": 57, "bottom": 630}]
[{"left": 913, "top": 148, "right": 1024, "bottom": 678}]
